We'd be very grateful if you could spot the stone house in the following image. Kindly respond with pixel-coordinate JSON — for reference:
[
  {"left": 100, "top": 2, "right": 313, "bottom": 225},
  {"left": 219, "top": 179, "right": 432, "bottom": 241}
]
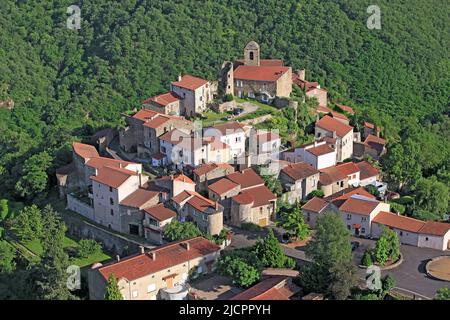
[
  {"left": 204, "top": 121, "right": 248, "bottom": 162},
  {"left": 353, "top": 134, "right": 386, "bottom": 160},
  {"left": 171, "top": 190, "right": 223, "bottom": 235},
  {"left": 222, "top": 41, "right": 292, "bottom": 102},
  {"left": 88, "top": 237, "right": 221, "bottom": 300},
  {"left": 318, "top": 165, "right": 350, "bottom": 197},
  {"left": 143, "top": 203, "right": 177, "bottom": 244},
  {"left": 170, "top": 75, "right": 212, "bottom": 117},
  {"left": 283, "top": 140, "right": 336, "bottom": 170},
  {"left": 192, "top": 162, "right": 235, "bottom": 193},
  {"left": 279, "top": 162, "right": 320, "bottom": 203},
  {"left": 142, "top": 92, "right": 182, "bottom": 116},
  {"left": 315, "top": 115, "right": 354, "bottom": 162},
  {"left": 355, "top": 161, "right": 379, "bottom": 186}
]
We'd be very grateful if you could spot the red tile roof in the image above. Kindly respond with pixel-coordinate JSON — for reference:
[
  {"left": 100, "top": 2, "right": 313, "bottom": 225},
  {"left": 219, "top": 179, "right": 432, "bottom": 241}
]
[
  {"left": 331, "top": 111, "right": 349, "bottom": 122},
  {"left": 260, "top": 59, "right": 284, "bottom": 66},
  {"left": 305, "top": 144, "right": 335, "bottom": 157},
  {"left": 142, "top": 115, "right": 171, "bottom": 129},
  {"left": 240, "top": 185, "right": 277, "bottom": 208},
  {"left": 234, "top": 65, "right": 290, "bottom": 82},
  {"left": 158, "top": 129, "right": 190, "bottom": 145},
  {"left": 97, "top": 237, "right": 220, "bottom": 281},
  {"left": 326, "top": 186, "right": 376, "bottom": 202},
  {"left": 302, "top": 197, "right": 328, "bottom": 213},
  {"left": 335, "top": 162, "right": 360, "bottom": 176},
  {"left": 373, "top": 211, "right": 425, "bottom": 233},
  {"left": 90, "top": 166, "right": 138, "bottom": 188},
  {"left": 316, "top": 115, "right": 353, "bottom": 137},
  {"left": 144, "top": 203, "right": 177, "bottom": 222},
  {"left": 173, "top": 173, "right": 195, "bottom": 184},
  {"left": 355, "top": 161, "right": 379, "bottom": 180},
  {"left": 143, "top": 91, "right": 181, "bottom": 106},
  {"left": 364, "top": 122, "right": 375, "bottom": 129},
  {"left": 187, "top": 192, "right": 218, "bottom": 213},
  {"left": 209, "top": 121, "right": 246, "bottom": 135},
  {"left": 233, "top": 192, "right": 254, "bottom": 205},
  {"left": 226, "top": 168, "right": 265, "bottom": 190},
  {"left": 172, "top": 190, "right": 194, "bottom": 204},
  {"left": 193, "top": 162, "right": 234, "bottom": 177},
  {"left": 336, "top": 104, "right": 355, "bottom": 115},
  {"left": 319, "top": 165, "right": 348, "bottom": 185},
  {"left": 316, "top": 105, "right": 333, "bottom": 114},
  {"left": 132, "top": 109, "right": 159, "bottom": 122},
  {"left": 72, "top": 142, "right": 99, "bottom": 159},
  {"left": 281, "top": 162, "right": 319, "bottom": 181},
  {"left": 86, "top": 157, "right": 133, "bottom": 170},
  {"left": 208, "top": 178, "right": 240, "bottom": 196},
  {"left": 364, "top": 134, "right": 386, "bottom": 146},
  {"left": 120, "top": 189, "right": 159, "bottom": 209},
  {"left": 339, "top": 195, "right": 380, "bottom": 216},
  {"left": 257, "top": 131, "right": 281, "bottom": 143},
  {"left": 230, "top": 276, "right": 298, "bottom": 300},
  {"left": 171, "top": 75, "right": 208, "bottom": 90},
  {"left": 419, "top": 221, "right": 450, "bottom": 236}
]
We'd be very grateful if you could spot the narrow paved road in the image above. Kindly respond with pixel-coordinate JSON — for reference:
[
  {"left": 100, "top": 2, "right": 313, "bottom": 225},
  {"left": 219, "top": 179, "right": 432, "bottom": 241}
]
[{"left": 228, "top": 226, "right": 447, "bottom": 299}]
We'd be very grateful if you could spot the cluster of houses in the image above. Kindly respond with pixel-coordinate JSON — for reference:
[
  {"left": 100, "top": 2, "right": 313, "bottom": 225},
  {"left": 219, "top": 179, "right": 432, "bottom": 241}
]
[{"left": 55, "top": 41, "right": 449, "bottom": 300}]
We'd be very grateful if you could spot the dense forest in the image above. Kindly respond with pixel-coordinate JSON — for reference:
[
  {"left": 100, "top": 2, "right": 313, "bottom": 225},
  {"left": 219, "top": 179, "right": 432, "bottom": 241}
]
[{"left": 0, "top": 0, "right": 449, "bottom": 300}]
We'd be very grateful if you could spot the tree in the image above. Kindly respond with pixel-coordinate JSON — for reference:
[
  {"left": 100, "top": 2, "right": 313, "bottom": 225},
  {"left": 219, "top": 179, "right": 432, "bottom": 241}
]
[
  {"left": 254, "top": 229, "right": 294, "bottom": 268},
  {"left": 364, "top": 185, "right": 380, "bottom": 197},
  {"left": 105, "top": 274, "right": 123, "bottom": 300},
  {"left": 32, "top": 205, "right": 76, "bottom": 300},
  {"left": 276, "top": 205, "right": 310, "bottom": 240},
  {"left": 163, "top": 220, "right": 203, "bottom": 242},
  {"left": 412, "top": 176, "right": 449, "bottom": 221},
  {"left": 77, "top": 239, "right": 102, "bottom": 258},
  {"left": 306, "top": 189, "right": 324, "bottom": 200},
  {"left": 435, "top": 287, "right": 450, "bottom": 300},
  {"left": 261, "top": 174, "right": 282, "bottom": 196},
  {"left": 382, "top": 139, "right": 422, "bottom": 192},
  {"left": 217, "top": 254, "right": 260, "bottom": 288},
  {"left": 0, "top": 199, "right": 8, "bottom": 221},
  {"left": 13, "top": 205, "right": 43, "bottom": 242},
  {"left": 14, "top": 151, "right": 52, "bottom": 199},
  {"left": 381, "top": 274, "right": 396, "bottom": 296},
  {"left": 300, "top": 211, "right": 357, "bottom": 299},
  {"left": 361, "top": 250, "right": 373, "bottom": 267},
  {"left": 374, "top": 227, "right": 400, "bottom": 265},
  {"left": 0, "top": 241, "right": 16, "bottom": 274}
]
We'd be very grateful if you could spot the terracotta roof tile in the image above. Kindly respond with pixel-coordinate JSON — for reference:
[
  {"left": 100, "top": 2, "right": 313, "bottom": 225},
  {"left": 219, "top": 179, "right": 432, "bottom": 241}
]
[
  {"left": 144, "top": 203, "right": 177, "bottom": 221},
  {"left": 98, "top": 237, "right": 220, "bottom": 281},
  {"left": 142, "top": 91, "right": 181, "bottom": 106},
  {"left": 230, "top": 276, "right": 298, "bottom": 300},
  {"left": 364, "top": 122, "right": 375, "bottom": 129},
  {"left": 120, "top": 189, "right": 159, "bottom": 209},
  {"left": 132, "top": 109, "right": 159, "bottom": 122},
  {"left": 90, "top": 166, "right": 138, "bottom": 188},
  {"left": 316, "top": 115, "right": 353, "bottom": 138},
  {"left": 335, "top": 162, "right": 360, "bottom": 176},
  {"left": 171, "top": 75, "right": 208, "bottom": 90},
  {"left": 336, "top": 104, "right": 355, "bottom": 115},
  {"left": 305, "top": 144, "right": 335, "bottom": 157},
  {"left": 339, "top": 195, "right": 380, "bottom": 216},
  {"left": 356, "top": 161, "right": 379, "bottom": 180},
  {"left": 281, "top": 162, "right": 319, "bottom": 181},
  {"left": 241, "top": 185, "right": 276, "bottom": 208},
  {"left": 234, "top": 65, "right": 291, "bottom": 82},
  {"left": 260, "top": 59, "right": 284, "bottom": 66},
  {"left": 173, "top": 173, "right": 195, "bottom": 184},
  {"left": 331, "top": 111, "right": 349, "bottom": 121},
  {"left": 86, "top": 157, "right": 133, "bottom": 170},
  {"left": 208, "top": 178, "right": 240, "bottom": 196},
  {"left": 302, "top": 197, "right": 328, "bottom": 213},
  {"left": 372, "top": 211, "right": 425, "bottom": 233},
  {"left": 226, "top": 168, "right": 265, "bottom": 190},
  {"left": 193, "top": 162, "right": 234, "bottom": 177},
  {"left": 72, "top": 142, "right": 99, "bottom": 159},
  {"left": 419, "top": 221, "right": 450, "bottom": 236},
  {"left": 364, "top": 134, "right": 386, "bottom": 146}
]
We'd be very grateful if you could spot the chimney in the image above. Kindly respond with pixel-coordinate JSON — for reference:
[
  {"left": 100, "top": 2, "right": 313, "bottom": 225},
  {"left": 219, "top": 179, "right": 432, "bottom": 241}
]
[
  {"left": 215, "top": 201, "right": 219, "bottom": 210},
  {"left": 297, "top": 69, "right": 306, "bottom": 81},
  {"left": 139, "top": 246, "right": 145, "bottom": 254},
  {"left": 116, "top": 255, "right": 120, "bottom": 262},
  {"left": 178, "top": 74, "right": 182, "bottom": 82},
  {"left": 150, "top": 251, "right": 156, "bottom": 261},
  {"left": 181, "top": 242, "right": 190, "bottom": 251}
]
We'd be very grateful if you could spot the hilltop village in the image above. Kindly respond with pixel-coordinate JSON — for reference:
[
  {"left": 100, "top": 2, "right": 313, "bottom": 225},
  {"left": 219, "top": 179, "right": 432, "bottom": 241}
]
[{"left": 54, "top": 41, "right": 450, "bottom": 300}]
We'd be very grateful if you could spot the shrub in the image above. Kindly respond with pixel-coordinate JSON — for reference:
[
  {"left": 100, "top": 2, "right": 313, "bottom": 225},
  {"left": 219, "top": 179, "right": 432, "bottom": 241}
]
[
  {"left": 217, "top": 254, "right": 260, "bottom": 288},
  {"left": 223, "top": 94, "right": 234, "bottom": 102},
  {"left": 361, "top": 250, "right": 373, "bottom": 267},
  {"left": 388, "top": 201, "right": 405, "bottom": 214},
  {"left": 306, "top": 189, "right": 324, "bottom": 200},
  {"left": 364, "top": 185, "right": 380, "bottom": 197},
  {"left": 240, "top": 222, "right": 263, "bottom": 232},
  {"left": 77, "top": 239, "right": 102, "bottom": 258}
]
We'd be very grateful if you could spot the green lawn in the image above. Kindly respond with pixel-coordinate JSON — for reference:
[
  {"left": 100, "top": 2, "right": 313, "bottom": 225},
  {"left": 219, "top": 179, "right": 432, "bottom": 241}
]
[{"left": 22, "top": 236, "right": 111, "bottom": 268}]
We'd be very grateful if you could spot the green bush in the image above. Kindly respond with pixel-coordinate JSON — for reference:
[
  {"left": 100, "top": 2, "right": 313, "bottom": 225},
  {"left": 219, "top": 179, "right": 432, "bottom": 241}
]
[
  {"left": 223, "top": 94, "right": 234, "bottom": 102},
  {"left": 77, "top": 239, "right": 102, "bottom": 258},
  {"left": 217, "top": 254, "right": 260, "bottom": 288},
  {"left": 364, "top": 185, "right": 380, "bottom": 197},
  {"left": 306, "top": 189, "right": 325, "bottom": 200},
  {"left": 240, "top": 222, "right": 263, "bottom": 232},
  {"left": 361, "top": 250, "right": 373, "bottom": 267},
  {"left": 388, "top": 202, "right": 405, "bottom": 215}
]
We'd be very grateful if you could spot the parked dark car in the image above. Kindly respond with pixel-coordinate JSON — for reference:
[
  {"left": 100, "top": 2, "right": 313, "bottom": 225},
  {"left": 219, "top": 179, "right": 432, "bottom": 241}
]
[
  {"left": 233, "top": 107, "right": 243, "bottom": 115},
  {"left": 351, "top": 241, "right": 360, "bottom": 251}
]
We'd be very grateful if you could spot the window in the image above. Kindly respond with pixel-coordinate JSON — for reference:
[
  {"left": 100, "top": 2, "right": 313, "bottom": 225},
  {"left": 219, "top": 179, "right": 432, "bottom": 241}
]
[
  {"left": 347, "top": 225, "right": 351, "bottom": 230},
  {"left": 361, "top": 217, "right": 367, "bottom": 222},
  {"left": 110, "top": 198, "right": 114, "bottom": 205},
  {"left": 161, "top": 146, "right": 166, "bottom": 153},
  {"left": 110, "top": 209, "right": 114, "bottom": 216},
  {"left": 361, "top": 228, "right": 366, "bottom": 234},
  {"left": 399, "top": 231, "right": 403, "bottom": 236},
  {"left": 147, "top": 284, "right": 156, "bottom": 293},
  {"left": 347, "top": 214, "right": 351, "bottom": 220},
  {"left": 425, "top": 237, "right": 429, "bottom": 241},
  {"left": 249, "top": 51, "right": 254, "bottom": 60},
  {"left": 197, "top": 266, "right": 203, "bottom": 274},
  {"left": 109, "top": 186, "right": 113, "bottom": 192},
  {"left": 132, "top": 290, "right": 138, "bottom": 298}
]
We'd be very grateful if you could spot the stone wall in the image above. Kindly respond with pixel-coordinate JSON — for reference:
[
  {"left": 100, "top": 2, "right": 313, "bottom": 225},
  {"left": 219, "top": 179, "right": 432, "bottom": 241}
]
[{"left": 67, "top": 194, "right": 94, "bottom": 220}]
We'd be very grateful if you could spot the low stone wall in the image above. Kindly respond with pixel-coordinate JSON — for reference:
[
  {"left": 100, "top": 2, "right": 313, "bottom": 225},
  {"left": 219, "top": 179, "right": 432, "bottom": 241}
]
[
  {"left": 241, "top": 114, "right": 272, "bottom": 125},
  {"left": 62, "top": 210, "right": 154, "bottom": 257},
  {"left": 67, "top": 194, "right": 94, "bottom": 221}
]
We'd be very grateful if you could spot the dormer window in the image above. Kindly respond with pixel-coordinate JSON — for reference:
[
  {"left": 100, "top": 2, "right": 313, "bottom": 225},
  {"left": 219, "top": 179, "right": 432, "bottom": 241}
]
[{"left": 250, "top": 52, "right": 254, "bottom": 60}]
